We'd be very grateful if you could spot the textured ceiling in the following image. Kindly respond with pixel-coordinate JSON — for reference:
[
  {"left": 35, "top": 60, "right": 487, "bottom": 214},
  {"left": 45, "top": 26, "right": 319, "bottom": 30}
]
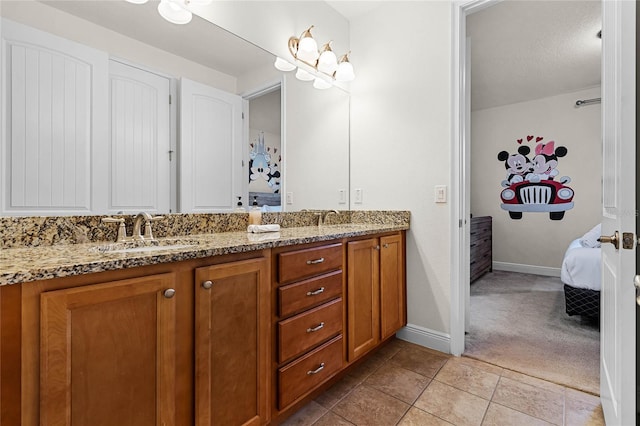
[{"left": 467, "top": 0, "right": 602, "bottom": 111}]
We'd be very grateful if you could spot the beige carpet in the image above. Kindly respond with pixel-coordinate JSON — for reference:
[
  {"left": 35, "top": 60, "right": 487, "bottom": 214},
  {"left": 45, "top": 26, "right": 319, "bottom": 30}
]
[{"left": 464, "top": 270, "right": 600, "bottom": 395}]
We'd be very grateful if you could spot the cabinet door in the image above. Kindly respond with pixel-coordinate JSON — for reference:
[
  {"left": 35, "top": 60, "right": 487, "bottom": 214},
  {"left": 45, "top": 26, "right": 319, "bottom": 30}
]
[
  {"left": 347, "top": 238, "right": 380, "bottom": 361},
  {"left": 40, "top": 273, "right": 177, "bottom": 426},
  {"left": 380, "top": 234, "right": 406, "bottom": 340},
  {"left": 195, "top": 257, "right": 269, "bottom": 426}
]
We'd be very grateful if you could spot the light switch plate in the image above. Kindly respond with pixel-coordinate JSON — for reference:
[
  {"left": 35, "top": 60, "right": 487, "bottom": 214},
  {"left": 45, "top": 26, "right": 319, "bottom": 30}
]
[
  {"left": 286, "top": 192, "right": 293, "bottom": 204},
  {"left": 435, "top": 185, "right": 447, "bottom": 203},
  {"left": 338, "top": 189, "right": 347, "bottom": 204},
  {"left": 354, "top": 188, "right": 363, "bottom": 204}
]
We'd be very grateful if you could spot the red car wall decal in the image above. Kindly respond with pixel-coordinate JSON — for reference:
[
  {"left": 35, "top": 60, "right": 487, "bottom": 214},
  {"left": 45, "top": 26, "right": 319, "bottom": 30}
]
[{"left": 497, "top": 137, "right": 574, "bottom": 220}]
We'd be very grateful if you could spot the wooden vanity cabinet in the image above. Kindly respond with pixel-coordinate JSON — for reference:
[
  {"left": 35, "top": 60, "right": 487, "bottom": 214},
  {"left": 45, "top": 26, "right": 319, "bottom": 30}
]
[
  {"left": 1, "top": 250, "right": 270, "bottom": 426},
  {"left": 40, "top": 273, "right": 179, "bottom": 426},
  {"left": 272, "top": 242, "right": 346, "bottom": 413},
  {"left": 347, "top": 232, "right": 406, "bottom": 361},
  {"left": 194, "top": 257, "right": 270, "bottom": 426}
]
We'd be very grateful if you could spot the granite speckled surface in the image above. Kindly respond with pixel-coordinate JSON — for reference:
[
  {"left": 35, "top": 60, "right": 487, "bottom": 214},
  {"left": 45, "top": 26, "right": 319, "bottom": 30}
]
[{"left": 0, "top": 211, "right": 409, "bottom": 286}]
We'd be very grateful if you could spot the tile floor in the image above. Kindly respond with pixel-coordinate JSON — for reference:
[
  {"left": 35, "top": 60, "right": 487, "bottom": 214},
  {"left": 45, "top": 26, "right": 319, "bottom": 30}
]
[{"left": 282, "top": 339, "right": 604, "bottom": 426}]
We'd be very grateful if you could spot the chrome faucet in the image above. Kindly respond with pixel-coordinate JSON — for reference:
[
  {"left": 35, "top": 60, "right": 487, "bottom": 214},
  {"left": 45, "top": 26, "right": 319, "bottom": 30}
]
[
  {"left": 318, "top": 210, "right": 340, "bottom": 226},
  {"left": 132, "top": 212, "right": 163, "bottom": 241}
]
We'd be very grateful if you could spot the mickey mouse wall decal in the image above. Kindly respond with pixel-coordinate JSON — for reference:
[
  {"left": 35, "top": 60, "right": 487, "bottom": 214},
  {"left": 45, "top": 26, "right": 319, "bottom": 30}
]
[{"left": 497, "top": 136, "right": 574, "bottom": 220}]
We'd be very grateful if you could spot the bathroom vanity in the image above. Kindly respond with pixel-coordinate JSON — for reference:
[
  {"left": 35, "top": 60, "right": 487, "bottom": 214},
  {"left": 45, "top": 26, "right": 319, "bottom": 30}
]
[{"left": 0, "top": 213, "right": 408, "bottom": 426}]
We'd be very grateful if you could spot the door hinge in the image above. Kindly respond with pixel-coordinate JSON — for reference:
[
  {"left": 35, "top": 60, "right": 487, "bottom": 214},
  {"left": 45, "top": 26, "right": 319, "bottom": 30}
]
[
  {"left": 242, "top": 112, "right": 245, "bottom": 119},
  {"left": 169, "top": 94, "right": 172, "bottom": 104},
  {"left": 459, "top": 219, "right": 463, "bottom": 228},
  {"left": 168, "top": 149, "right": 174, "bottom": 161}
]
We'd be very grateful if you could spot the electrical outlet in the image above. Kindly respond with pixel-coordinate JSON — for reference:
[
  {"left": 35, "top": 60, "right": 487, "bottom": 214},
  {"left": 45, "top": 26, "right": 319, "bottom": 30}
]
[
  {"left": 354, "top": 188, "right": 363, "bottom": 204},
  {"left": 286, "top": 192, "right": 293, "bottom": 205},
  {"left": 338, "top": 189, "right": 347, "bottom": 204},
  {"left": 435, "top": 185, "right": 447, "bottom": 203}
]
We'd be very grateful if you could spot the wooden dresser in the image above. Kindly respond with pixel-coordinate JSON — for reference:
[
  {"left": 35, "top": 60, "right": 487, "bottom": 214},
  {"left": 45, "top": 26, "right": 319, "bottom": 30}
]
[{"left": 470, "top": 216, "right": 492, "bottom": 283}]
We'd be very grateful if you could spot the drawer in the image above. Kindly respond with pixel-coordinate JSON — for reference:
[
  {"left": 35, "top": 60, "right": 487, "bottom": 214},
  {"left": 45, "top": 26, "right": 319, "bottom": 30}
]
[
  {"left": 278, "top": 335, "right": 343, "bottom": 409},
  {"left": 278, "top": 243, "right": 343, "bottom": 283},
  {"left": 278, "top": 298, "right": 343, "bottom": 362},
  {"left": 279, "top": 270, "right": 343, "bottom": 317}
]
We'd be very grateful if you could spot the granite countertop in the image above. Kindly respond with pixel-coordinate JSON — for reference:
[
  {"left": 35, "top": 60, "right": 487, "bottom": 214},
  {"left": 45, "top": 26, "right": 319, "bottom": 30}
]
[{"left": 0, "top": 223, "right": 408, "bottom": 286}]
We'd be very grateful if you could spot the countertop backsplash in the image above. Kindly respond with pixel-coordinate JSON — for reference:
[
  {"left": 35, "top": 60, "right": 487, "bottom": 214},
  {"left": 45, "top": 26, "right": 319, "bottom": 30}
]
[{"left": 0, "top": 211, "right": 410, "bottom": 249}]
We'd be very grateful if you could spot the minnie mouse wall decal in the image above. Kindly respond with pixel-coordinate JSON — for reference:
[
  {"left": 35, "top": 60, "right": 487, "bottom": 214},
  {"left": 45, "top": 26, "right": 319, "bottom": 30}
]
[{"left": 497, "top": 137, "right": 574, "bottom": 220}]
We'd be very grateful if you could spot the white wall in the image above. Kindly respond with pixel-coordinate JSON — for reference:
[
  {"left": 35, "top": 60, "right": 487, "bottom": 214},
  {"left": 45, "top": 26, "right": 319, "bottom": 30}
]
[
  {"left": 471, "top": 87, "right": 602, "bottom": 269},
  {"left": 0, "top": 1, "right": 237, "bottom": 92},
  {"left": 350, "top": 2, "right": 453, "bottom": 338}
]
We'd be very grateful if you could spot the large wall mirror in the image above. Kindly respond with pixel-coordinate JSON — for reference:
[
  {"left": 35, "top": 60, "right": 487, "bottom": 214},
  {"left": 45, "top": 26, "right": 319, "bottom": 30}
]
[{"left": 0, "top": 0, "right": 349, "bottom": 216}]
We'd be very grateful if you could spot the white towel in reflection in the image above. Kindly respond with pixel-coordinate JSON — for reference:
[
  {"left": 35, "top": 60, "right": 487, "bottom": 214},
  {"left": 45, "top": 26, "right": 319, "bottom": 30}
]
[
  {"left": 247, "top": 224, "right": 281, "bottom": 233},
  {"left": 247, "top": 232, "right": 281, "bottom": 242}
]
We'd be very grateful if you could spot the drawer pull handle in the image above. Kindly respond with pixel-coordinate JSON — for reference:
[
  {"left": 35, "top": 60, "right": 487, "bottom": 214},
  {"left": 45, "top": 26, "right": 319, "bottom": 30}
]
[
  {"left": 307, "top": 363, "right": 325, "bottom": 375},
  {"left": 307, "top": 322, "right": 325, "bottom": 333},
  {"left": 306, "top": 287, "right": 325, "bottom": 296},
  {"left": 306, "top": 257, "right": 325, "bottom": 265}
]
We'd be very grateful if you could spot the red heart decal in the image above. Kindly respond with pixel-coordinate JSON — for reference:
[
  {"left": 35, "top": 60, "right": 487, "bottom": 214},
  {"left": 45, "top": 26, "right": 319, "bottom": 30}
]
[
  {"left": 536, "top": 136, "right": 543, "bottom": 142},
  {"left": 517, "top": 139, "right": 523, "bottom": 144},
  {"left": 527, "top": 135, "right": 534, "bottom": 141}
]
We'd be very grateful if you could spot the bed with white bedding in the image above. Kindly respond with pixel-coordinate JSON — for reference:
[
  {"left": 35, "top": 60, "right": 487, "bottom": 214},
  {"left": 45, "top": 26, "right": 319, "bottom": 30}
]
[{"left": 560, "top": 225, "right": 602, "bottom": 318}]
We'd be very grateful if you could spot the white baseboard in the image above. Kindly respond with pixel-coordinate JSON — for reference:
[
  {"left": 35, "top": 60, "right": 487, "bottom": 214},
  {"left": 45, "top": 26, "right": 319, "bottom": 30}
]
[
  {"left": 492, "top": 261, "right": 561, "bottom": 277},
  {"left": 396, "top": 324, "right": 451, "bottom": 354}
]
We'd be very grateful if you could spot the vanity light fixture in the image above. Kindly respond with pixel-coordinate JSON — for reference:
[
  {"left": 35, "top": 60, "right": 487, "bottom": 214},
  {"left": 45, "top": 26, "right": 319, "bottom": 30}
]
[
  {"left": 125, "top": 0, "right": 212, "bottom": 25},
  {"left": 274, "top": 26, "right": 355, "bottom": 89}
]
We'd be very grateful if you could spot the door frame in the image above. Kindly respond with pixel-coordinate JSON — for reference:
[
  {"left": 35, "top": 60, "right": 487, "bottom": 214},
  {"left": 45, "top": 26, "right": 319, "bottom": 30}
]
[{"left": 450, "top": 0, "right": 499, "bottom": 356}]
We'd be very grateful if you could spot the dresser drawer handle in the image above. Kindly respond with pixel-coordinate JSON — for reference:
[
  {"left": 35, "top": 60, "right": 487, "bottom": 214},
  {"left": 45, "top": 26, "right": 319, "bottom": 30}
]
[
  {"left": 306, "top": 287, "right": 325, "bottom": 296},
  {"left": 306, "top": 257, "right": 325, "bottom": 265},
  {"left": 307, "top": 363, "right": 325, "bottom": 375},
  {"left": 306, "top": 322, "right": 325, "bottom": 333}
]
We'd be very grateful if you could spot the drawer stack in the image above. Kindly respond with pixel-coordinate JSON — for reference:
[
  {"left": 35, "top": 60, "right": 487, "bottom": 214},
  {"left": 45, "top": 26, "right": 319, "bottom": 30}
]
[
  {"left": 274, "top": 243, "right": 345, "bottom": 410},
  {"left": 470, "top": 216, "right": 492, "bottom": 282}
]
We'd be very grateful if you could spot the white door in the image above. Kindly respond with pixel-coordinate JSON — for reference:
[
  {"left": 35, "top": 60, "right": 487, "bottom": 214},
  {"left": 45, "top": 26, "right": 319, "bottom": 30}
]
[
  {"left": 599, "top": 1, "right": 636, "bottom": 424},
  {"left": 179, "top": 78, "right": 243, "bottom": 213},
  {"left": 109, "top": 60, "right": 171, "bottom": 214}
]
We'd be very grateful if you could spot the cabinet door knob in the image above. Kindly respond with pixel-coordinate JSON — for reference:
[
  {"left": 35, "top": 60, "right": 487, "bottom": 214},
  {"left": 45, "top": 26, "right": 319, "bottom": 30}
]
[
  {"left": 163, "top": 288, "right": 176, "bottom": 298},
  {"left": 202, "top": 280, "right": 213, "bottom": 289},
  {"left": 383, "top": 243, "right": 389, "bottom": 249}
]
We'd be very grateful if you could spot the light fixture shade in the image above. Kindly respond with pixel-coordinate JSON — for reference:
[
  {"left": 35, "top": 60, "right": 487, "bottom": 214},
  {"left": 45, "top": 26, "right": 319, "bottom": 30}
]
[
  {"left": 274, "top": 57, "right": 296, "bottom": 72},
  {"left": 125, "top": 0, "right": 149, "bottom": 3},
  {"left": 295, "top": 68, "right": 315, "bottom": 81},
  {"left": 335, "top": 60, "right": 355, "bottom": 82},
  {"left": 317, "top": 49, "right": 338, "bottom": 75},
  {"left": 158, "top": 0, "right": 192, "bottom": 25},
  {"left": 297, "top": 36, "right": 319, "bottom": 63},
  {"left": 313, "top": 78, "right": 332, "bottom": 90},
  {"left": 188, "top": 0, "right": 213, "bottom": 4}
]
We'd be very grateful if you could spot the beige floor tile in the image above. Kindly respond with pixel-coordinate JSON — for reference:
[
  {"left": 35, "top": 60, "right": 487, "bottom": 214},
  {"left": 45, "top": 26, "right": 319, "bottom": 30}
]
[
  {"left": 565, "top": 397, "right": 605, "bottom": 426},
  {"left": 390, "top": 345, "right": 449, "bottom": 378},
  {"left": 314, "top": 374, "right": 362, "bottom": 409},
  {"left": 482, "top": 402, "right": 552, "bottom": 426},
  {"left": 332, "top": 385, "right": 410, "bottom": 426},
  {"left": 281, "top": 400, "right": 328, "bottom": 426},
  {"left": 500, "top": 369, "right": 565, "bottom": 395},
  {"left": 347, "top": 353, "right": 387, "bottom": 381},
  {"left": 456, "top": 356, "right": 504, "bottom": 376},
  {"left": 491, "top": 377, "right": 564, "bottom": 425},
  {"left": 313, "top": 411, "right": 355, "bottom": 426},
  {"left": 375, "top": 338, "right": 405, "bottom": 360},
  {"left": 435, "top": 360, "right": 500, "bottom": 399},
  {"left": 364, "top": 363, "right": 431, "bottom": 404},
  {"left": 414, "top": 380, "right": 489, "bottom": 426},
  {"left": 398, "top": 407, "right": 454, "bottom": 426},
  {"left": 564, "top": 388, "right": 601, "bottom": 406}
]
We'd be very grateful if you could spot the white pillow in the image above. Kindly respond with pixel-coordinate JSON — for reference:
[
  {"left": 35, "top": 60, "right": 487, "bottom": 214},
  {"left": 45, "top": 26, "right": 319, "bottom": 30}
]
[{"left": 580, "top": 224, "right": 602, "bottom": 248}]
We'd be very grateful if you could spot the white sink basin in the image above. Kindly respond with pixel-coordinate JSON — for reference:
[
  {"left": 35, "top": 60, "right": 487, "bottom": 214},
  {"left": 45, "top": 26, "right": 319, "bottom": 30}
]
[{"left": 92, "top": 238, "right": 200, "bottom": 254}]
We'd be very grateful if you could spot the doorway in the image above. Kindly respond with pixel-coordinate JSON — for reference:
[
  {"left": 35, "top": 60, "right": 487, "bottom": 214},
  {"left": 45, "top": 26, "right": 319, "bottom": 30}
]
[{"left": 452, "top": 0, "right": 602, "bottom": 392}]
